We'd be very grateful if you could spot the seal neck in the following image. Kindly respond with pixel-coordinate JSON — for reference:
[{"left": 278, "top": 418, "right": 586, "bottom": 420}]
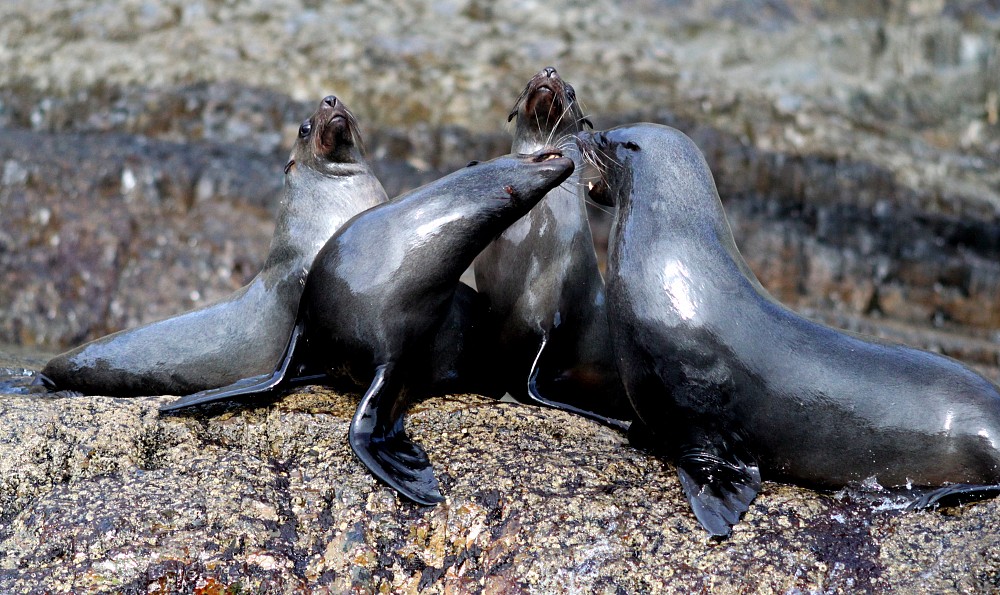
[
  {"left": 610, "top": 156, "right": 766, "bottom": 296},
  {"left": 263, "top": 164, "right": 386, "bottom": 275}
]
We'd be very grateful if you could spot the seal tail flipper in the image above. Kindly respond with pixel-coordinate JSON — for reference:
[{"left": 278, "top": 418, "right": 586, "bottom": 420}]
[
  {"left": 525, "top": 334, "right": 630, "bottom": 431},
  {"left": 675, "top": 436, "right": 762, "bottom": 538},
  {"left": 904, "top": 483, "right": 1000, "bottom": 510},
  {"left": 159, "top": 318, "right": 306, "bottom": 412},
  {"left": 348, "top": 363, "right": 444, "bottom": 505}
]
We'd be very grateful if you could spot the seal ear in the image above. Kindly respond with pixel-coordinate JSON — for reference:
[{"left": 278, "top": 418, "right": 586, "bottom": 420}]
[
  {"left": 507, "top": 108, "right": 518, "bottom": 123},
  {"left": 581, "top": 117, "right": 594, "bottom": 129}
]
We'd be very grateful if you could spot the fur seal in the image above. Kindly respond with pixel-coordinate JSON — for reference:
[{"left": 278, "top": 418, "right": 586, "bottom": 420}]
[
  {"left": 580, "top": 123, "right": 1000, "bottom": 537},
  {"left": 39, "top": 96, "right": 387, "bottom": 396},
  {"left": 162, "top": 148, "right": 575, "bottom": 505},
  {"left": 474, "top": 67, "right": 631, "bottom": 428}
]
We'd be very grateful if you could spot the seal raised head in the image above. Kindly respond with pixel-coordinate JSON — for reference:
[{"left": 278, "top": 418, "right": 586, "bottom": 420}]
[
  {"left": 474, "top": 66, "right": 631, "bottom": 429},
  {"left": 581, "top": 122, "right": 1000, "bottom": 537},
  {"left": 39, "top": 96, "right": 387, "bottom": 396},
  {"left": 162, "top": 148, "right": 575, "bottom": 506}
]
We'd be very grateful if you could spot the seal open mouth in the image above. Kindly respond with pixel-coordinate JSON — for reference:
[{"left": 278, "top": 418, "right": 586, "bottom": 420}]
[
  {"left": 318, "top": 107, "right": 355, "bottom": 154},
  {"left": 532, "top": 149, "right": 564, "bottom": 162},
  {"left": 525, "top": 83, "right": 561, "bottom": 122}
]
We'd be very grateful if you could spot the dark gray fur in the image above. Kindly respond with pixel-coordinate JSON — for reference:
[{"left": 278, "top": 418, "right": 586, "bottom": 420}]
[{"left": 162, "top": 149, "right": 575, "bottom": 506}]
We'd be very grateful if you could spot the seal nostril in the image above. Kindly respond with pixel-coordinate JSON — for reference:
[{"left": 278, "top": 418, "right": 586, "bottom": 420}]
[
  {"left": 323, "top": 96, "right": 337, "bottom": 107},
  {"left": 544, "top": 66, "right": 557, "bottom": 77}
]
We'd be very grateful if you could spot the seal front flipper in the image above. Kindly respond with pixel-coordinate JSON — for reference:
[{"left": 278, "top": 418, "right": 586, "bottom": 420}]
[
  {"left": 675, "top": 432, "right": 761, "bottom": 537},
  {"left": 525, "top": 334, "right": 630, "bottom": 431},
  {"left": 159, "top": 319, "right": 307, "bottom": 412},
  {"left": 349, "top": 363, "right": 444, "bottom": 505}
]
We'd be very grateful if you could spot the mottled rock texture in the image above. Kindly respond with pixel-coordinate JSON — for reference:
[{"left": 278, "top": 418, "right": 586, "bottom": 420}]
[{"left": 1, "top": 387, "right": 999, "bottom": 594}]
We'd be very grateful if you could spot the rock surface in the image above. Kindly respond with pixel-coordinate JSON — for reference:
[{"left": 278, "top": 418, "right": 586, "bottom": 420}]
[
  {"left": 1, "top": 385, "right": 999, "bottom": 594},
  {"left": 2, "top": 0, "right": 1000, "bottom": 592}
]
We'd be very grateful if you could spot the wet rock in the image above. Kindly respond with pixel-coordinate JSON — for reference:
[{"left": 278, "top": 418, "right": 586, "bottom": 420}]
[{"left": 0, "top": 388, "right": 998, "bottom": 593}]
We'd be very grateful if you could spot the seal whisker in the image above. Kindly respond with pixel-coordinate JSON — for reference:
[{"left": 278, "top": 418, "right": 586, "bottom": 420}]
[
  {"left": 576, "top": 96, "right": 596, "bottom": 129},
  {"left": 582, "top": 195, "right": 615, "bottom": 216},
  {"left": 345, "top": 109, "right": 367, "bottom": 157},
  {"left": 544, "top": 102, "right": 576, "bottom": 148},
  {"left": 553, "top": 133, "right": 578, "bottom": 155}
]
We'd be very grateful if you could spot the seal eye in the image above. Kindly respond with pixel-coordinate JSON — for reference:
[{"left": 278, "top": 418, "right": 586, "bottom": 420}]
[
  {"left": 624, "top": 141, "right": 641, "bottom": 152},
  {"left": 298, "top": 121, "right": 312, "bottom": 138},
  {"left": 466, "top": 160, "right": 480, "bottom": 167}
]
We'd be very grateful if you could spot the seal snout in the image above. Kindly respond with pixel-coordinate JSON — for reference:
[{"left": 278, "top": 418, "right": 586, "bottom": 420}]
[
  {"left": 573, "top": 132, "right": 614, "bottom": 207},
  {"left": 536, "top": 67, "right": 560, "bottom": 92},
  {"left": 523, "top": 147, "right": 575, "bottom": 191},
  {"left": 312, "top": 95, "right": 358, "bottom": 154},
  {"left": 320, "top": 95, "right": 349, "bottom": 127}
]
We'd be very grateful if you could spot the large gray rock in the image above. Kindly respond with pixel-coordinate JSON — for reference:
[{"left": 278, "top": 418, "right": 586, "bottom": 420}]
[{"left": 1, "top": 387, "right": 999, "bottom": 593}]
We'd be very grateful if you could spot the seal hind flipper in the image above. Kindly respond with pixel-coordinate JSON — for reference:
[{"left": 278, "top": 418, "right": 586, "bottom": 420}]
[
  {"left": 159, "top": 318, "right": 306, "bottom": 412},
  {"left": 348, "top": 363, "right": 444, "bottom": 505},
  {"left": 30, "top": 373, "right": 57, "bottom": 390},
  {"left": 904, "top": 483, "right": 1000, "bottom": 510},
  {"left": 525, "top": 334, "right": 630, "bottom": 431},
  {"left": 675, "top": 437, "right": 761, "bottom": 537},
  {"left": 30, "top": 373, "right": 83, "bottom": 397}
]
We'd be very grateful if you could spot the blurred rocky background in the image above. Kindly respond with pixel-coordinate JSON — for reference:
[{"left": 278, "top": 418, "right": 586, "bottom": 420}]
[{"left": 1, "top": 0, "right": 999, "bottom": 592}]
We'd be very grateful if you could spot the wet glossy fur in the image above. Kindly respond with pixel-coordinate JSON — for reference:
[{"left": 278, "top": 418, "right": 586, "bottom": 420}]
[{"left": 163, "top": 149, "right": 575, "bottom": 506}]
